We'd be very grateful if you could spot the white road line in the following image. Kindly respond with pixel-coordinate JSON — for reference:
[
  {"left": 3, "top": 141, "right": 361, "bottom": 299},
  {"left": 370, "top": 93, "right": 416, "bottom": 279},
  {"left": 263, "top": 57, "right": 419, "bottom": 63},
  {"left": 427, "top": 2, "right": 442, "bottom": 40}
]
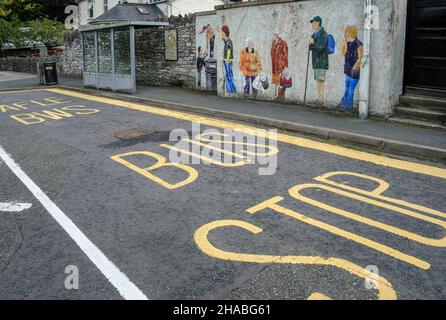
[
  {"left": 0, "top": 145, "right": 148, "bottom": 300},
  {"left": 0, "top": 202, "right": 32, "bottom": 212}
]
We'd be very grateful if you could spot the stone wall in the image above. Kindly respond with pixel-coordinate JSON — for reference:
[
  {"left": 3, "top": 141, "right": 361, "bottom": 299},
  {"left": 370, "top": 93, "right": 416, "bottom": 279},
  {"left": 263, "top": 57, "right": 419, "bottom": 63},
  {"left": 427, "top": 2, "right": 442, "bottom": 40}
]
[
  {"left": 135, "top": 14, "right": 197, "bottom": 88},
  {"left": 0, "top": 14, "right": 197, "bottom": 88},
  {"left": 59, "top": 31, "right": 83, "bottom": 78},
  {"left": 0, "top": 31, "right": 82, "bottom": 78}
]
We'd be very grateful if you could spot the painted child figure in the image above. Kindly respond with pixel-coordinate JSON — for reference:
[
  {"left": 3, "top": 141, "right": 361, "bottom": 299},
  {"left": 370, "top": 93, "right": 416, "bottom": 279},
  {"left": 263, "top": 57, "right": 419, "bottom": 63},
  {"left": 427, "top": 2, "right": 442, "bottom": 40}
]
[
  {"left": 196, "top": 46, "right": 208, "bottom": 88},
  {"left": 340, "top": 26, "right": 363, "bottom": 112}
]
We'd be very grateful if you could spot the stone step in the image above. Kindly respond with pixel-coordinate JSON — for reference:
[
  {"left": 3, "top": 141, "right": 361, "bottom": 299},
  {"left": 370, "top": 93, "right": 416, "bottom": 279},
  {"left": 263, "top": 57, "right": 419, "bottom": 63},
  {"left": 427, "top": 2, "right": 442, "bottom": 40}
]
[
  {"left": 405, "top": 86, "right": 446, "bottom": 99},
  {"left": 399, "top": 94, "right": 446, "bottom": 111},
  {"left": 388, "top": 117, "right": 446, "bottom": 131},
  {"left": 395, "top": 106, "right": 446, "bottom": 123}
]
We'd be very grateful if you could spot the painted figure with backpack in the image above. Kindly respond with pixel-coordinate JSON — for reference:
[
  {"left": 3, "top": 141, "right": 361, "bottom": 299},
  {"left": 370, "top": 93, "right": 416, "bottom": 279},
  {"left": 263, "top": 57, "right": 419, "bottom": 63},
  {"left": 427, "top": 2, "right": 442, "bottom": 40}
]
[{"left": 308, "top": 16, "right": 335, "bottom": 106}]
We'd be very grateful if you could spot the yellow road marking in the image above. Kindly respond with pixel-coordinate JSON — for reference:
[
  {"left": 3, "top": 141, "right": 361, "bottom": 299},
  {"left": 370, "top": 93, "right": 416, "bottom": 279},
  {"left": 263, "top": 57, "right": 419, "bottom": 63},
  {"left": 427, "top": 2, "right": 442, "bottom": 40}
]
[
  {"left": 290, "top": 183, "right": 446, "bottom": 247},
  {"left": 307, "top": 293, "right": 332, "bottom": 300},
  {"left": 44, "top": 88, "right": 446, "bottom": 180},
  {"left": 194, "top": 220, "right": 398, "bottom": 300},
  {"left": 160, "top": 144, "right": 250, "bottom": 167},
  {"left": 315, "top": 171, "right": 446, "bottom": 219},
  {"left": 111, "top": 151, "right": 198, "bottom": 190},
  {"left": 247, "top": 196, "right": 431, "bottom": 270},
  {"left": 0, "top": 89, "right": 43, "bottom": 94}
]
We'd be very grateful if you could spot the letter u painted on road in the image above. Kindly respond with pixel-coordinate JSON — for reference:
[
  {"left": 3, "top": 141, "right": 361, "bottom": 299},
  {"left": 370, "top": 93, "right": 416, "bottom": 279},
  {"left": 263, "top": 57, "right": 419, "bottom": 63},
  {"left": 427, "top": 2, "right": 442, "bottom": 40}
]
[{"left": 111, "top": 151, "right": 198, "bottom": 190}]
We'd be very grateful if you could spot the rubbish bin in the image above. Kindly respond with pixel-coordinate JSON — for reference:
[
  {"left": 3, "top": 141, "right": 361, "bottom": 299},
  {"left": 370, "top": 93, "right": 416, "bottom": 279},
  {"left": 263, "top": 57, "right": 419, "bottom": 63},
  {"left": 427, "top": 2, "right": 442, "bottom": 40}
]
[
  {"left": 43, "top": 62, "right": 58, "bottom": 85},
  {"left": 205, "top": 58, "right": 217, "bottom": 91}
]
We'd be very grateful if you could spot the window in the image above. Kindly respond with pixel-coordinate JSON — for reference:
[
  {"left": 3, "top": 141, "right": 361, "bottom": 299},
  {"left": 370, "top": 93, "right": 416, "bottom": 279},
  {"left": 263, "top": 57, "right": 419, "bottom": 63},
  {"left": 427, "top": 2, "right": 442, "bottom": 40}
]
[
  {"left": 87, "top": 0, "right": 94, "bottom": 18},
  {"left": 104, "top": 0, "right": 108, "bottom": 12}
]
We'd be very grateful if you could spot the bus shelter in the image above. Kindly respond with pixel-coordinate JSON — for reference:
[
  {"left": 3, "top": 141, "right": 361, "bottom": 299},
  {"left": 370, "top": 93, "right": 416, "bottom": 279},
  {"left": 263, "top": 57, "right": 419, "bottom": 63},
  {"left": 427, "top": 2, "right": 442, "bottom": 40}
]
[{"left": 80, "top": 21, "right": 168, "bottom": 93}]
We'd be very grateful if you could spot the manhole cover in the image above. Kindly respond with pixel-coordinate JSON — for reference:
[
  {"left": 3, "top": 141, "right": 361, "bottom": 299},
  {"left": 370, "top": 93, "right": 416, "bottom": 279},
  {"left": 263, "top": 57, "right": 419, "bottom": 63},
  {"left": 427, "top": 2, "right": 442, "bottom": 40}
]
[{"left": 112, "top": 128, "right": 152, "bottom": 140}]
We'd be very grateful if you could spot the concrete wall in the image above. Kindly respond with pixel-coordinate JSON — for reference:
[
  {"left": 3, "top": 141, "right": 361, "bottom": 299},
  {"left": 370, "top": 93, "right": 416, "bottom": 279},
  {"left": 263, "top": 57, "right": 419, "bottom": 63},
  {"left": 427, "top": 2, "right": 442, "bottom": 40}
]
[{"left": 195, "top": 0, "right": 408, "bottom": 116}]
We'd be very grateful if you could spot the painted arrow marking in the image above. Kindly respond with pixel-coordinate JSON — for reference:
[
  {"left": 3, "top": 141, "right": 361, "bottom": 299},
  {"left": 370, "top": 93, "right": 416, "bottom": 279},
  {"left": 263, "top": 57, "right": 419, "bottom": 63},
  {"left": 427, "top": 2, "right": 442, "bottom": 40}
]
[{"left": 0, "top": 202, "right": 32, "bottom": 212}]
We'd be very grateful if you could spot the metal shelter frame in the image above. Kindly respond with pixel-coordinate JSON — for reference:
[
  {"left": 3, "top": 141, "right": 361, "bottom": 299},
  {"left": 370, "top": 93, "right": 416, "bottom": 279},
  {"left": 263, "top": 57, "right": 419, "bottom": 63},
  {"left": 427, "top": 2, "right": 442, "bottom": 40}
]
[{"left": 80, "top": 21, "right": 168, "bottom": 93}]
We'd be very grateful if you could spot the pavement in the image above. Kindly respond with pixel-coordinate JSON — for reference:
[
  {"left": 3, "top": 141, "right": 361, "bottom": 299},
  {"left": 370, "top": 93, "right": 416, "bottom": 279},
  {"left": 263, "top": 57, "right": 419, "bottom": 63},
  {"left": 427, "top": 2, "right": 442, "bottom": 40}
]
[
  {"left": 1, "top": 72, "right": 445, "bottom": 162},
  {"left": 0, "top": 87, "right": 446, "bottom": 300}
]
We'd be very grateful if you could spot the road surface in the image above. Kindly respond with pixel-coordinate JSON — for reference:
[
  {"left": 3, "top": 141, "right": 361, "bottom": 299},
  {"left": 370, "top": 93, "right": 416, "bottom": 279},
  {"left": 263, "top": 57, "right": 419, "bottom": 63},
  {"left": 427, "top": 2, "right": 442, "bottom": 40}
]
[{"left": 1, "top": 88, "right": 445, "bottom": 300}]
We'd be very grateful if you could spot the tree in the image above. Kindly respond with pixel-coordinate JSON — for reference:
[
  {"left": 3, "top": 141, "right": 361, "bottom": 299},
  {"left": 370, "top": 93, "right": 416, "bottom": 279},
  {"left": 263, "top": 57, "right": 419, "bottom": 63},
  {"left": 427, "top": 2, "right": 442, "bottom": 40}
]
[
  {"left": 0, "top": 0, "right": 42, "bottom": 21},
  {"left": 0, "top": 0, "right": 76, "bottom": 22},
  {"left": 0, "top": 18, "right": 26, "bottom": 52},
  {"left": 28, "top": 18, "right": 65, "bottom": 52}
]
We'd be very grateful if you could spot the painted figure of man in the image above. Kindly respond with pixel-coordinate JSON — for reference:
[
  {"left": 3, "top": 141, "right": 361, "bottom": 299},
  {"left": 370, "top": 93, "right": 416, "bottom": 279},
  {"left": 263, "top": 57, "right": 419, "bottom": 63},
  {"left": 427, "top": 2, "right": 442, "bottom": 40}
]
[
  {"left": 199, "top": 24, "right": 215, "bottom": 59},
  {"left": 240, "top": 38, "right": 262, "bottom": 98},
  {"left": 220, "top": 25, "right": 237, "bottom": 95},
  {"left": 309, "top": 16, "right": 329, "bottom": 105},
  {"left": 271, "top": 32, "right": 289, "bottom": 99},
  {"left": 340, "top": 25, "right": 363, "bottom": 112}
]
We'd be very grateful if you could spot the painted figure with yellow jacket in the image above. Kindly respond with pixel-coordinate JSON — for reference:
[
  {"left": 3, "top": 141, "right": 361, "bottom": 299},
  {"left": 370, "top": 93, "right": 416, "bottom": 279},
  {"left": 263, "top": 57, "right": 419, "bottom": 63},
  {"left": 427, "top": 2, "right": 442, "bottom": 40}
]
[
  {"left": 240, "top": 38, "right": 262, "bottom": 98},
  {"left": 220, "top": 25, "right": 237, "bottom": 95},
  {"left": 340, "top": 26, "right": 363, "bottom": 112}
]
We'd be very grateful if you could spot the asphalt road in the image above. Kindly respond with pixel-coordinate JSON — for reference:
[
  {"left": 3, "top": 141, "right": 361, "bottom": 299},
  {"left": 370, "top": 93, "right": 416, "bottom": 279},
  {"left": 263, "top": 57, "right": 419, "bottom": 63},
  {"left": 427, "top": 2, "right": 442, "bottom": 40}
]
[{"left": 1, "top": 88, "right": 446, "bottom": 300}]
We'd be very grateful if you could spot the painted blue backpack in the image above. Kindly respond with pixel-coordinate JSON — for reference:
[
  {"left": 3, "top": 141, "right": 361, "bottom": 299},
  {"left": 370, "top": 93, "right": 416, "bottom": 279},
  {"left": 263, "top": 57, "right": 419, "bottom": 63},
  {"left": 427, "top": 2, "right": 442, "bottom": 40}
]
[{"left": 327, "top": 34, "right": 336, "bottom": 55}]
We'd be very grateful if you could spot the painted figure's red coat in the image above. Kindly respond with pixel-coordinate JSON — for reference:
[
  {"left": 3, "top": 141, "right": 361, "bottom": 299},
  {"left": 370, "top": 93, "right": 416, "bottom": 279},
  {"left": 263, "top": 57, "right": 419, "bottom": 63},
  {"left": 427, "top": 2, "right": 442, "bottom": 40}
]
[{"left": 271, "top": 38, "right": 289, "bottom": 84}]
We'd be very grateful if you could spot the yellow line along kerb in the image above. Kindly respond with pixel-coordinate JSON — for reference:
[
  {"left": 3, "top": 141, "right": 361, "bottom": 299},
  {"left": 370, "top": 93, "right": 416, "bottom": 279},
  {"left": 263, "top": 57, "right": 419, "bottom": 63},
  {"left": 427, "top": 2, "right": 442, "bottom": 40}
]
[{"left": 45, "top": 88, "right": 446, "bottom": 180}]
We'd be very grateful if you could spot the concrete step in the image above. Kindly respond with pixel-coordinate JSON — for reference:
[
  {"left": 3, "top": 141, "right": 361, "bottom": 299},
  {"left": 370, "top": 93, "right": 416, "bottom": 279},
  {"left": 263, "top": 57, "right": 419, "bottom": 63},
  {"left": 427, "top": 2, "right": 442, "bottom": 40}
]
[
  {"left": 395, "top": 106, "right": 446, "bottom": 123},
  {"left": 405, "top": 86, "right": 446, "bottom": 99},
  {"left": 388, "top": 117, "right": 446, "bottom": 131},
  {"left": 399, "top": 94, "right": 446, "bottom": 111}
]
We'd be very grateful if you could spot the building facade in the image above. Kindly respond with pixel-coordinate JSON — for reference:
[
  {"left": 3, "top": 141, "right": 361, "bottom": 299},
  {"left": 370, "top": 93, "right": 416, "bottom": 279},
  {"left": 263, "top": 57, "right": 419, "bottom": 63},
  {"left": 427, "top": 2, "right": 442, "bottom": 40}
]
[{"left": 78, "top": 0, "right": 224, "bottom": 25}]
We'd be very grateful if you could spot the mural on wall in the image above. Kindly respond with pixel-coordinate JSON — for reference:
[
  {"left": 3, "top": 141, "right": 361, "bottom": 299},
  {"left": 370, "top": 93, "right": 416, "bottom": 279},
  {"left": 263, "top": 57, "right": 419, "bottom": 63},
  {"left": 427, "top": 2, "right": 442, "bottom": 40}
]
[
  {"left": 194, "top": 1, "right": 380, "bottom": 111},
  {"left": 197, "top": 24, "right": 217, "bottom": 91},
  {"left": 240, "top": 38, "right": 262, "bottom": 98},
  {"left": 340, "top": 25, "right": 363, "bottom": 112},
  {"left": 307, "top": 16, "right": 331, "bottom": 106},
  {"left": 196, "top": 46, "right": 207, "bottom": 88},
  {"left": 220, "top": 25, "right": 237, "bottom": 95},
  {"left": 271, "top": 32, "right": 289, "bottom": 100}
]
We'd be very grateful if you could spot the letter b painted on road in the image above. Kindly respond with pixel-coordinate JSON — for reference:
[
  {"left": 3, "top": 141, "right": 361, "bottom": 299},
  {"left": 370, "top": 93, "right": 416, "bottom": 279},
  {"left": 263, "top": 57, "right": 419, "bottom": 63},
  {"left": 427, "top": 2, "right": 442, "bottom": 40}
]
[{"left": 111, "top": 151, "right": 198, "bottom": 190}]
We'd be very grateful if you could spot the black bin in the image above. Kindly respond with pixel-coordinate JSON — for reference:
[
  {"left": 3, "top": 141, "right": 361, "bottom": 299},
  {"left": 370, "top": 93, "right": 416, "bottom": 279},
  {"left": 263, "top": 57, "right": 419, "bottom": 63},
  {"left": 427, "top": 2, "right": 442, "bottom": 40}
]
[{"left": 43, "top": 62, "right": 58, "bottom": 85}]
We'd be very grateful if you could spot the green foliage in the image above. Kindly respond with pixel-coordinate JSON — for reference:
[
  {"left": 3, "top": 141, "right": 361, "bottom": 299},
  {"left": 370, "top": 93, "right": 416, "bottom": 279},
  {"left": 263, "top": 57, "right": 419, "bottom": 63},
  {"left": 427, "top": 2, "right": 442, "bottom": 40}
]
[
  {"left": 0, "top": 0, "right": 43, "bottom": 21},
  {"left": 0, "top": 0, "right": 76, "bottom": 22},
  {"left": 27, "top": 18, "right": 65, "bottom": 50},
  {"left": 0, "top": 18, "right": 27, "bottom": 51}
]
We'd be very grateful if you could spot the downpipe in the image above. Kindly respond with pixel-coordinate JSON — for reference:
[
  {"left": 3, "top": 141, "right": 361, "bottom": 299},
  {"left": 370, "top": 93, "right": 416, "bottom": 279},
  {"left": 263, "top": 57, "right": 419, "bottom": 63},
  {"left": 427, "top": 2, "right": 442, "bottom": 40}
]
[{"left": 359, "top": 0, "right": 373, "bottom": 120}]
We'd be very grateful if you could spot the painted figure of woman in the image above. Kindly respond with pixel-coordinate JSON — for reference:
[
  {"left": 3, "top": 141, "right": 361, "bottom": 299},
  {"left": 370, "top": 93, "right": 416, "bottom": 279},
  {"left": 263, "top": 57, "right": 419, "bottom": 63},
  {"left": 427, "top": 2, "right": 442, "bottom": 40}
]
[
  {"left": 271, "top": 32, "right": 289, "bottom": 99},
  {"left": 220, "top": 25, "right": 237, "bottom": 95},
  {"left": 240, "top": 38, "right": 262, "bottom": 98},
  {"left": 340, "top": 25, "right": 363, "bottom": 112}
]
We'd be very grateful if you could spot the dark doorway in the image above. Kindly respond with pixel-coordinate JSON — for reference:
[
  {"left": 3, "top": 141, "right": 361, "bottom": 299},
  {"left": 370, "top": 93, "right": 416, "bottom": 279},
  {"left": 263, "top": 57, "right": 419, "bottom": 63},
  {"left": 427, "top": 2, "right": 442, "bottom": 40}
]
[{"left": 404, "top": 0, "right": 446, "bottom": 91}]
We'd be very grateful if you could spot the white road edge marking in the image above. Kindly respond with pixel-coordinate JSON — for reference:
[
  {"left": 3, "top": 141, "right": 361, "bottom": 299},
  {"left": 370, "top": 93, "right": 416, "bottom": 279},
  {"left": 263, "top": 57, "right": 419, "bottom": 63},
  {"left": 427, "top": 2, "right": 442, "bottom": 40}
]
[
  {"left": 0, "top": 202, "right": 32, "bottom": 212},
  {"left": 0, "top": 145, "right": 148, "bottom": 300}
]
